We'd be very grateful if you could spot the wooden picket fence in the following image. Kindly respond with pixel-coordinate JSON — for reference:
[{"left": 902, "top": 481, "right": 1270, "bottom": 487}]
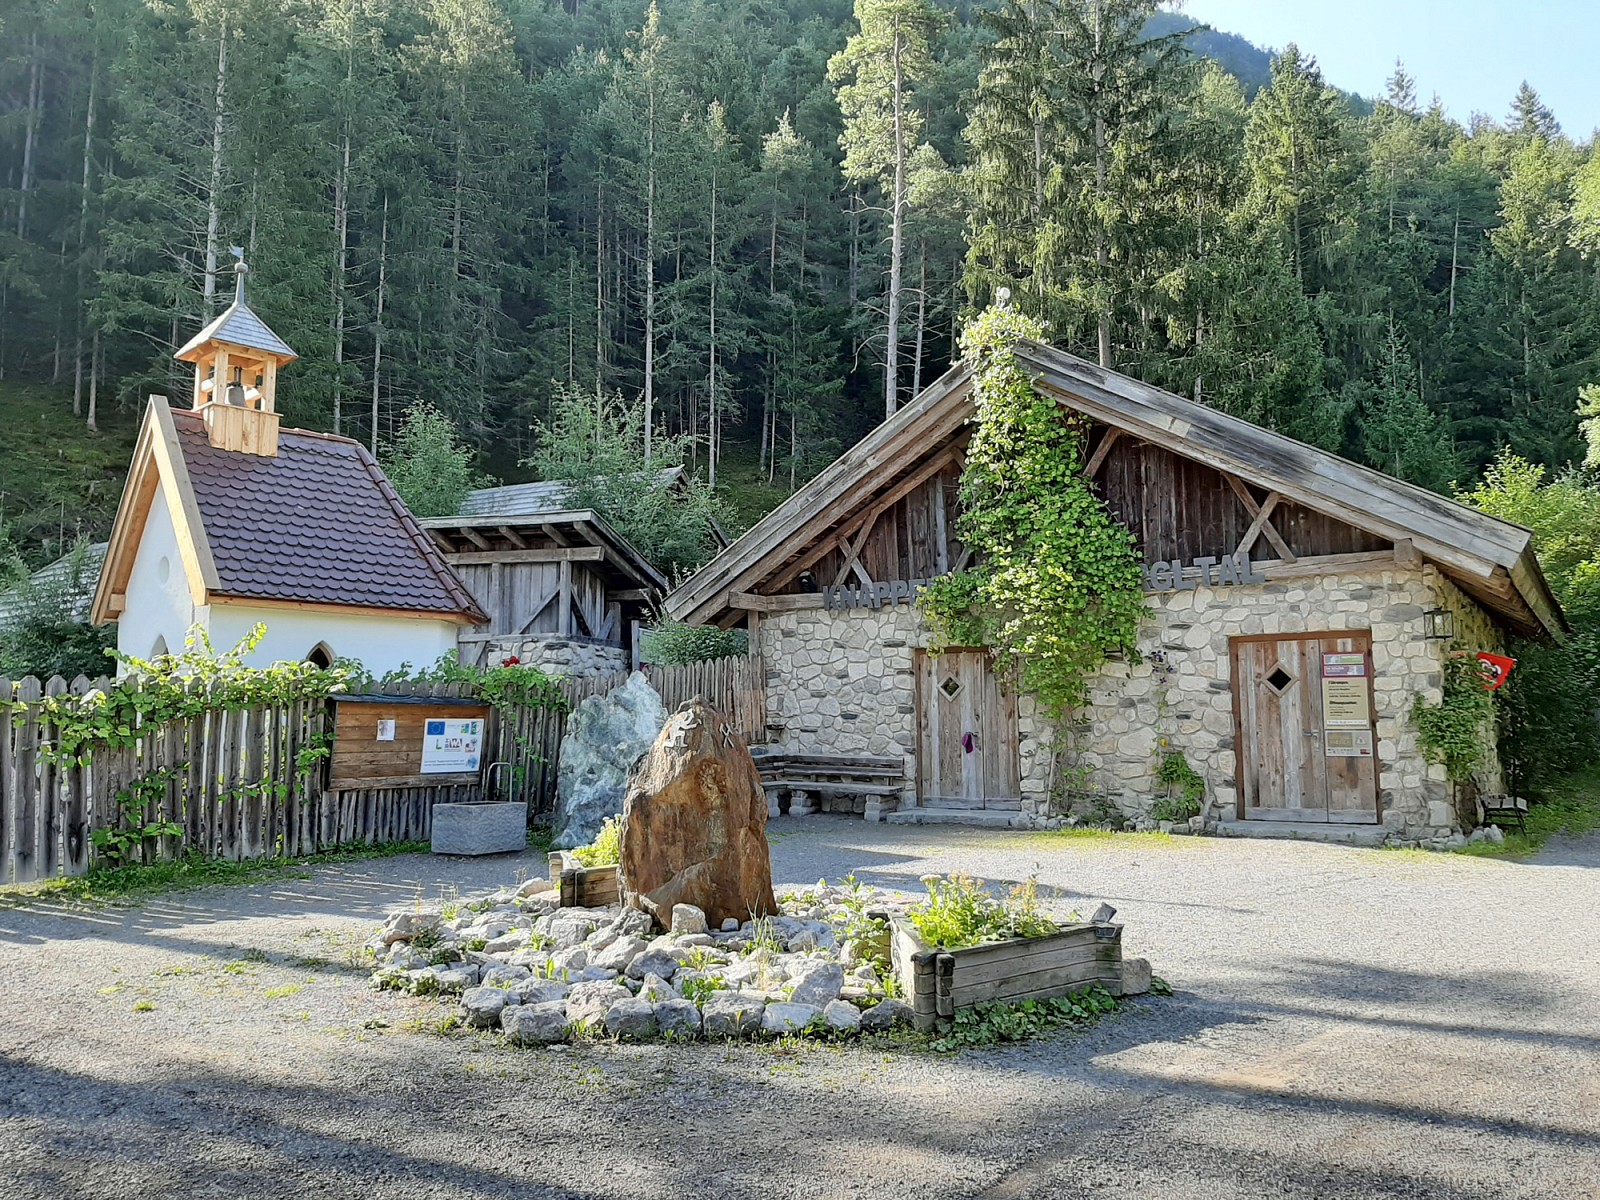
[{"left": 0, "top": 655, "right": 765, "bottom": 887}]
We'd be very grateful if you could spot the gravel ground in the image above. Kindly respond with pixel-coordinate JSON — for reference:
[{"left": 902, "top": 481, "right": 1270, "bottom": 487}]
[{"left": 2, "top": 817, "right": 1598, "bottom": 1200}]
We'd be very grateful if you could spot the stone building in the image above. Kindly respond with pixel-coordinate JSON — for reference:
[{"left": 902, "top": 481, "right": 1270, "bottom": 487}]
[{"left": 665, "top": 338, "right": 1564, "bottom": 843}]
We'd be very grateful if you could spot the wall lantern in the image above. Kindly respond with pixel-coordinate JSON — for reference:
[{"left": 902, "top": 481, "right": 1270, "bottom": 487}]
[{"left": 1423, "top": 608, "right": 1455, "bottom": 640}]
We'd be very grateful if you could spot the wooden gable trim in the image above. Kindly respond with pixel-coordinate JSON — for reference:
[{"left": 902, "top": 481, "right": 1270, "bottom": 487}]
[
  {"left": 667, "top": 362, "right": 975, "bottom": 623},
  {"left": 90, "top": 396, "right": 220, "bottom": 624},
  {"left": 1019, "top": 343, "right": 1520, "bottom": 578}
]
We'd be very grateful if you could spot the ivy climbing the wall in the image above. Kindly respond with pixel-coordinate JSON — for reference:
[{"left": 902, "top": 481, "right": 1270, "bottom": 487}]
[
  {"left": 919, "top": 305, "right": 1147, "bottom": 718},
  {"left": 1412, "top": 654, "right": 1496, "bottom": 782}
]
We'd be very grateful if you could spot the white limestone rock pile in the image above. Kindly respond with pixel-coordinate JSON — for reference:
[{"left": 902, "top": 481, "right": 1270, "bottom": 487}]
[{"left": 368, "top": 878, "right": 920, "bottom": 1045}]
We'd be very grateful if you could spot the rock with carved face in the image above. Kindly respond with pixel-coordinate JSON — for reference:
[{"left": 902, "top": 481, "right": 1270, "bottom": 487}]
[{"left": 618, "top": 698, "right": 777, "bottom": 930}]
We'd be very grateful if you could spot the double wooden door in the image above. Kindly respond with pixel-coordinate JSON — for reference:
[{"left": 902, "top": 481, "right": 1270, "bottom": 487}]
[
  {"left": 915, "top": 649, "right": 1021, "bottom": 809},
  {"left": 1232, "top": 632, "right": 1379, "bottom": 824}
]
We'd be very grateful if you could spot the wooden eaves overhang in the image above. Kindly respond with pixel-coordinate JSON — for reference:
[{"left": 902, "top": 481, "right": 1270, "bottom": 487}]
[
  {"left": 418, "top": 509, "right": 668, "bottom": 599},
  {"left": 666, "top": 340, "right": 1565, "bottom": 642}
]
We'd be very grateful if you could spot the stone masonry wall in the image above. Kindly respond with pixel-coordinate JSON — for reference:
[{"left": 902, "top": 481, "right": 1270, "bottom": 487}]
[
  {"left": 761, "top": 606, "right": 922, "bottom": 801},
  {"left": 1075, "top": 565, "right": 1503, "bottom": 841},
  {"left": 759, "top": 564, "right": 1507, "bottom": 841}
]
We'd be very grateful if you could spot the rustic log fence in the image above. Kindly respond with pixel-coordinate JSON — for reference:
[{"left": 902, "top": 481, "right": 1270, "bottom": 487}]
[{"left": 1, "top": 654, "right": 765, "bottom": 886}]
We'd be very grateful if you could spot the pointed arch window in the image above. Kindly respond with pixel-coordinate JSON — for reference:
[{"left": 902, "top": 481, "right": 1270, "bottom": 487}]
[{"left": 306, "top": 642, "right": 335, "bottom": 670}]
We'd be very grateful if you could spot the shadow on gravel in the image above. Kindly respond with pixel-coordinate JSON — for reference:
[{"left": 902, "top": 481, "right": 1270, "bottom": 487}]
[
  {"left": 0, "top": 1052, "right": 604, "bottom": 1200},
  {"left": 0, "top": 854, "right": 548, "bottom": 950}
]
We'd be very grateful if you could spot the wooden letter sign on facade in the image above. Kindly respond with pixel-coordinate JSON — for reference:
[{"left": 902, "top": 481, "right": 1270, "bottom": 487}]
[
  {"left": 328, "top": 695, "right": 493, "bottom": 790},
  {"left": 1143, "top": 553, "right": 1267, "bottom": 593}
]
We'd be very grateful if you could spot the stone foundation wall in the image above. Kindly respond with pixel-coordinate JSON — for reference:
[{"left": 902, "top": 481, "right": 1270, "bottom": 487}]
[
  {"left": 758, "top": 564, "right": 1507, "bottom": 842},
  {"left": 488, "top": 636, "right": 629, "bottom": 678}
]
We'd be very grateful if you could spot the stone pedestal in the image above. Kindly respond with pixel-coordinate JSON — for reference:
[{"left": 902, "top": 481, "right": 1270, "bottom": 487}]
[{"left": 431, "top": 802, "right": 527, "bottom": 856}]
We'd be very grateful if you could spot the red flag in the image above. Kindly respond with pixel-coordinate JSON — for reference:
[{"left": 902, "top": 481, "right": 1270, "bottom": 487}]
[{"left": 1476, "top": 652, "right": 1516, "bottom": 690}]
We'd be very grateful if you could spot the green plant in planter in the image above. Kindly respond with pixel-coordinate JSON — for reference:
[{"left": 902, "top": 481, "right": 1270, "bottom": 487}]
[
  {"left": 1151, "top": 752, "right": 1205, "bottom": 823},
  {"left": 918, "top": 306, "right": 1146, "bottom": 720},
  {"left": 571, "top": 816, "right": 621, "bottom": 867},
  {"left": 908, "top": 872, "right": 1061, "bottom": 949},
  {"left": 1413, "top": 654, "right": 1495, "bottom": 781}
]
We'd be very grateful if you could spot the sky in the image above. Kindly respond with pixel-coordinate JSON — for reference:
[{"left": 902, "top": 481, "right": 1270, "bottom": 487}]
[{"left": 1177, "top": 0, "right": 1600, "bottom": 136}]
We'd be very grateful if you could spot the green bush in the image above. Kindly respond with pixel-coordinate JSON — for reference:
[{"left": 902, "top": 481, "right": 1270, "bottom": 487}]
[
  {"left": 571, "top": 816, "right": 621, "bottom": 868},
  {"left": 1152, "top": 752, "right": 1205, "bottom": 822},
  {"left": 641, "top": 619, "right": 748, "bottom": 666},
  {"left": 0, "top": 538, "right": 115, "bottom": 679}
]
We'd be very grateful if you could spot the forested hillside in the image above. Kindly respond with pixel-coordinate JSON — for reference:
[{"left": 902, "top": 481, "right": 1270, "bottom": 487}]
[{"left": 3, "top": 0, "right": 1599, "bottom": 565}]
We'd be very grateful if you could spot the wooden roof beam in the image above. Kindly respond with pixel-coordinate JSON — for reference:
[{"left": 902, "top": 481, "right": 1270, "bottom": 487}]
[
  {"left": 443, "top": 546, "right": 605, "bottom": 566},
  {"left": 498, "top": 525, "right": 529, "bottom": 549},
  {"left": 461, "top": 526, "right": 494, "bottom": 551}
]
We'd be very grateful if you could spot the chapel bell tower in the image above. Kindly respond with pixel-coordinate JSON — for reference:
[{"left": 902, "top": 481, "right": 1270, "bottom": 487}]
[{"left": 173, "top": 249, "right": 298, "bottom": 457}]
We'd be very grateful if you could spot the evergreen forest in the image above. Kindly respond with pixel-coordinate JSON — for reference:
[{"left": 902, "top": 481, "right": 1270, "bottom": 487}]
[{"left": 3, "top": 0, "right": 1600, "bottom": 565}]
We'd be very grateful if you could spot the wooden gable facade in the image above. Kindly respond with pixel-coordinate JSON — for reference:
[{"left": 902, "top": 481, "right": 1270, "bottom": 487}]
[{"left": 420, "top": 510, "right": 665, "bottom": 666}]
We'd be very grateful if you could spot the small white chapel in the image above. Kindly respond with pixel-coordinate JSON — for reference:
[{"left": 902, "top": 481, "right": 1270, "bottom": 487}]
[{"left": 90, "top": 255, "right": 487, "bottom": 674}]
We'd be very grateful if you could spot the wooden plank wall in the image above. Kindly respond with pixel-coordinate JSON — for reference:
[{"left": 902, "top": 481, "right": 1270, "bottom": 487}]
[
  {"left": 454, "top": 561, "right": 615, "bottom": 653},
  {"left": 0, "top": 656, "right": 766, "bottom": 886},
  {"left": 1095, "top": 437, "right": 1388, "bottom": 563},
  {"left": 803, "top": 464, "right": 965, "bottom": 591}
]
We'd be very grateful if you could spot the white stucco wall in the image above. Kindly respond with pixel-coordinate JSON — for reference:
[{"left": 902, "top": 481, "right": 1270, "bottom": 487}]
[
  {"left": 203, "top": 604, "right": 460, "bottom": 676},
  {"left": 116, "top": 486, "right": 196, "bottom": 665}
]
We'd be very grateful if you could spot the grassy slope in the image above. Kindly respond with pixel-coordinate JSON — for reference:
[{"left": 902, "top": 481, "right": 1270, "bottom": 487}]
[{"left": 0, "top": 381, "right": 138, "bottom": 567}]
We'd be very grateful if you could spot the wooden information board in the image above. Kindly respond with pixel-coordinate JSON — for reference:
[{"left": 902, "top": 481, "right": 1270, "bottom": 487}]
[{"left": 329, "top": 695, "right": 493, "bottom": 789}]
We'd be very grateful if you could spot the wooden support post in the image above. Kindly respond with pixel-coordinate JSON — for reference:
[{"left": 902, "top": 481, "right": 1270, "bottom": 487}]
[
  {"left": 557, "top": 558, "right": 572, "bottom": 637},
  {"left": 1084, "top": 427, "right": 1121, "bottom": 478}
]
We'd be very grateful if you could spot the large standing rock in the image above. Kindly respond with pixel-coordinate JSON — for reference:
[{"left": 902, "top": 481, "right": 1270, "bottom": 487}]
[
  {"left": 552, "top": 672, "right": 667, "bottom": 849},
  {"left": 619, "top": 699, "right": 777, "bottom": 929}
]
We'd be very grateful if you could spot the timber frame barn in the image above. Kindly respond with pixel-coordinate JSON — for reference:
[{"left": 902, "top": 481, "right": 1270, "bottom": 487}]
[{"left": 666, "top": 339, "right": 1564, "bottom": 842}]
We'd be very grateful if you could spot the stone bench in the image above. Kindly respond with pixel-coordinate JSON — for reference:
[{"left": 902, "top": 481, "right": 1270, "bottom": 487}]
[{"left": 754, "top": 753, "right": 908, "bottom": 823}]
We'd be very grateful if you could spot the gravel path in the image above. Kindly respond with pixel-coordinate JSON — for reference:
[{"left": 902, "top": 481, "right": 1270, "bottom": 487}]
[{"left": 2, "top": 819, "right": 1598, "bottom": 1199}]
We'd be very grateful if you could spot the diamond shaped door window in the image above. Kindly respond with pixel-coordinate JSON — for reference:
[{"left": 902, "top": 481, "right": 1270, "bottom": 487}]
[
  {"left": 939, "top": 676, "right": 963, "bottom": 700},
  {"left": 1266, "top": 665, "right": 1294, "bottom": 693}
]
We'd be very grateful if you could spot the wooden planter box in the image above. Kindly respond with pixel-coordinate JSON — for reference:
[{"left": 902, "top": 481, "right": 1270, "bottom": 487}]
[
  {"left": 889, "top": 915, "right": 1125, "bottom": 1032},
  {"left": 547, "top": 850, "right": 620, "bottom": 908}
]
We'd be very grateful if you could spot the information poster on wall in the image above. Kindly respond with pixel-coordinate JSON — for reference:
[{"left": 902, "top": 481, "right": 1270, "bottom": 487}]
[
  {"left": 1324, "top": 729, "right": 1375, "bottom": 758},
  {"left": 420, "top": 718, "right": 483, "bottom": 774},
  {"left": 1320, "top": 652, "right": 1372, "bottom": 731}
]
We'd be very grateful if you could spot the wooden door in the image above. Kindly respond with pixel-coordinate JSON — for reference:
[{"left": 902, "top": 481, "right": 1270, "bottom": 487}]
[
  {"left": 915, "top": 649, "right": 1021, "bottom": 809},
  {"left": 1232, "top": 632, "right": 1378, "bottom": 824}
]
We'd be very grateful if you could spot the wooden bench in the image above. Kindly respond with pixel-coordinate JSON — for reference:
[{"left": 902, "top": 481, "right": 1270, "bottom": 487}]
[
  {"left": 1478, "top": 794, "right": 1528, "bottom": 835},
  {"left": 752, "top": 752, "right": 908, "bottom": 822}
]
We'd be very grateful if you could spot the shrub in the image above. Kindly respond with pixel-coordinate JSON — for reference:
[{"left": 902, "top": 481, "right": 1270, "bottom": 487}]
[
  {"left": 0, "top": 538, "right": 115, "bottom": 679},
  {"left": 907, "top": 873, "right": 1060, "bottom": 950},
  {"left": 641, "top": 619, "right": 748, "bottom": 666},
  {"left": 571, "top": 816, "right": 621, "bottom": 868}
]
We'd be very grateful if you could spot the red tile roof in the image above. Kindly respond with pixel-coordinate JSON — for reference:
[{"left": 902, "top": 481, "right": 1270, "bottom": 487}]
[{"left": 171, "top": 411, "right": 486, "bottom": 622}]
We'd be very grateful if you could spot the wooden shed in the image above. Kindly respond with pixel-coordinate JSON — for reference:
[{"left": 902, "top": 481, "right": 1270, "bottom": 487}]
[{"left": 422, "top": 486, "right": 666, "bottom": 672}]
